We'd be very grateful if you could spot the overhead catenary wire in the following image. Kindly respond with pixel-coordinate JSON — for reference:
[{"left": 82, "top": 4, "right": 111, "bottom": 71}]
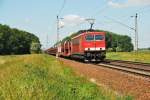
[
  {"left": 57, "top": 0, "right": 66, "bottom": 16},
  {"left": 104, "top": 16, "right": 135, "bottom": 30},
  {"left": 91, "top": 0, "right": 120, "bottom": 18},
  {"left": 47, "top": 0, "right": 66, "bottom": 48},
  {"left": 90, "top": 1, "right": 149, "bottom": 50},
  {"left": 91, "top": 5, "right": 110, "bottom": 18},
  {"left": 137, "top": 5, "right": 150, "bottom": 14},
  {"left": 116, "top": 5, "right": 150, "bottom": 20}
]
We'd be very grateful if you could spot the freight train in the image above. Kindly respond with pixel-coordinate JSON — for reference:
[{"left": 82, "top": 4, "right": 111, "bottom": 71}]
[{"left": 46, "top": 30, "right": 106, "bottom": 62}]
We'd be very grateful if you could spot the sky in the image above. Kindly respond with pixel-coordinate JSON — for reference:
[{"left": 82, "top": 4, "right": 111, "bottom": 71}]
[{"left": 0, "top": 0, "right": 150, "bottom": 49}]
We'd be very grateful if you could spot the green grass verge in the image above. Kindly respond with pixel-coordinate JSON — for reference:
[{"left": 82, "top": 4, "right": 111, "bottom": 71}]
[
  {"left": 106, "top": 51, "right": 150, "bottom": 63},
  {"left": 0, "top": 54, "right": 132, "bottom": 100}
]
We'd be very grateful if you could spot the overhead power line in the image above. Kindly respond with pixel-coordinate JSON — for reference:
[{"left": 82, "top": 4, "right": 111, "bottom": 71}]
[
  {"left": 104, "top": 16, "right": 135, "bottom": 30},
  {"left": 92, "top": 5, "right": 109, "bottom": 18},
  {"left": 137, "top": 6, "right": 150, "bottom": 14},
  {"left": 91, "top": 0, "right": 120, "bottom": 18},
  {"left": 58, "top": 0, "right": 66, "bottom": 16}
]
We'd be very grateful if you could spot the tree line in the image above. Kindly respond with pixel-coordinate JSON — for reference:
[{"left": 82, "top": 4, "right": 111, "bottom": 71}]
[
  {"left": 104, "top": 30, "right": 133, "bottom": 52},
  {"left": 0, "top": 24, "right": 41, "bottom": 55},
  {"left": 61, "top": 29, "right": 133, "bottom": 52}
]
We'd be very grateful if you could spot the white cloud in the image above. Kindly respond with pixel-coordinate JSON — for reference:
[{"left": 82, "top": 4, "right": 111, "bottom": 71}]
[
  {"left": 108, "top": 0, "right": 150, "bottom": 8},
  {"left": 60, "top": 15, "right": 86, "bottom": 27}
]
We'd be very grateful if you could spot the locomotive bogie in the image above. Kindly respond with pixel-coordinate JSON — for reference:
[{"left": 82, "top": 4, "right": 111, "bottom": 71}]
[{"left": 84, "top": 51, "right": 106, "bottom": 62}]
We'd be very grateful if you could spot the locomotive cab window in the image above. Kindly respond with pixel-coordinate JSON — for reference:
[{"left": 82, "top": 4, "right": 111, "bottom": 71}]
[
  {"left": 95, "top": 35, "right": 104, "bottom": 40},
  {"left": 85, "top": 35, "right": 94, "bottom": 41}
]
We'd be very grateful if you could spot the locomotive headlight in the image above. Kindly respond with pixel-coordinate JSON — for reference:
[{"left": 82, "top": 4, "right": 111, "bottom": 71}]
[
  {"left": 87, "top": 52, "right": 91, "bottom": 57},
  {"left": 96, "top": 53, "right": 101, "bottom": 57},
  {"left": 85, "top": 48, "right": 90, "bottom": 51},
  {"left": 85, "top": 48, "right": 88, "bottom": 51}
]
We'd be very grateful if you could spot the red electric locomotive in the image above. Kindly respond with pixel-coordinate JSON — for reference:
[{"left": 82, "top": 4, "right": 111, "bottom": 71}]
[
  {"left": 71, "top": 31, "right": 106, "bottom": 61},
  {"left": 47, "top": 30, "right": 106, "bottom": 62}
]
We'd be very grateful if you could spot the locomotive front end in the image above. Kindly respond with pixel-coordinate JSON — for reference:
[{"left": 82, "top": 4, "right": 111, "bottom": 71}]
[{"left": 83, "top": 32, "right": 106, "bottom": 61}]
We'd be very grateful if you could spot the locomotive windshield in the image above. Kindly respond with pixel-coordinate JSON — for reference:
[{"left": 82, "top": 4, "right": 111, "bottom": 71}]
[
  {"left": 86, "top": 35, "right": 94, "bottom": 41},
  {"left": 95, "top": 35, "right": 104, "bottom": 40},
  {"left": 85, "top": 34, "right": 104, "bottom": 41}
]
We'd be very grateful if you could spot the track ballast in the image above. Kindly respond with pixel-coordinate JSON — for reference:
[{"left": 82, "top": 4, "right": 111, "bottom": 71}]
[{"left": 97, "top": 59, "right": 150, "bottom": 77}]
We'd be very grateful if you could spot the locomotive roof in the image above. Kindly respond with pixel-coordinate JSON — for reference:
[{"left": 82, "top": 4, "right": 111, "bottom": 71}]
[
  {"left": 53, "top": 29, "right": 106, "bottom": 46},
  {"left": 61, "top": 29, "right": 105, "bottom": 42}
]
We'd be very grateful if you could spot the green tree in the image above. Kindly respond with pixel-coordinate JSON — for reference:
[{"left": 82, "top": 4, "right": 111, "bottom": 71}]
[{"left": 0, "top": 24, "right": 41, "bottom": 55}]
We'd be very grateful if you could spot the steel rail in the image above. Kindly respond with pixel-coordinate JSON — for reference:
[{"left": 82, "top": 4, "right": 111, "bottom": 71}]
[
  {"left": 97, "top": 61, "right": 150, "bottom": 77},
  {"left": 106, "top": 59, "right": 150, "bottom": 66}
]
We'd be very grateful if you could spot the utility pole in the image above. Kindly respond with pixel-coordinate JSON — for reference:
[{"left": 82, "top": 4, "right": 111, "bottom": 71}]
[
  {"left": 56, "top": 15, "right": 64, "bottom": 58},
  {"left": 56, "top": 15, "right": 59, "bottom": 58},
  {"left": 131, "top": 13, "right": 138, "bottom": 51},
  {"left": 135, "top": 13, "right": 138, "bottom": 51}
]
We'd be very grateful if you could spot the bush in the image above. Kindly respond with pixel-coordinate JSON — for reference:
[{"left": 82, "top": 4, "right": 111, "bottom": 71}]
[
  {"left": 30, "top": 42, "right": 41, "bottom": 54},
  {"left": 107, "top": 48, "right": 114, "bottom": 52},
  {"left": 116, "top": 47, "right": 123, "bottom": 52}
]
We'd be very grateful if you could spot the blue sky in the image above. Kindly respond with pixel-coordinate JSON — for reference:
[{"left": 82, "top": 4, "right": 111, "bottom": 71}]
[{"left": 0, "top": 0, "right": 150, "bottom": 49}]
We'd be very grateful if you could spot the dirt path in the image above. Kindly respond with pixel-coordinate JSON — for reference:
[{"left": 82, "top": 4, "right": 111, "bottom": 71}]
[{"left": 59, "top": 58, "right": 150, "bottom": 100}]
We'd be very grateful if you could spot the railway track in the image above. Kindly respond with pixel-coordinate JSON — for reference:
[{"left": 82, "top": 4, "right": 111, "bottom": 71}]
[
  {"left": 97, "top": 59, "right": 150, "bottom": 77},
  {"left": 57, "top": 55, "right": 150, "bottom": 77}
]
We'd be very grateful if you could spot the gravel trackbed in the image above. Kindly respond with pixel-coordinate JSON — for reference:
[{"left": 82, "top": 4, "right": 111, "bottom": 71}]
[{"left": 59, "top": 58, "right": 150, "bottom": 100}]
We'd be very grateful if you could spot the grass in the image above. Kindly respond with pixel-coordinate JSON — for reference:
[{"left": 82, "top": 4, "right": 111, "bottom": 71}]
[
  {"left": 0, "top": 54, "right": 133, "bottom": 100},
  {"left": 106, "top": 51, "right": 150, "bottom": 63}
]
